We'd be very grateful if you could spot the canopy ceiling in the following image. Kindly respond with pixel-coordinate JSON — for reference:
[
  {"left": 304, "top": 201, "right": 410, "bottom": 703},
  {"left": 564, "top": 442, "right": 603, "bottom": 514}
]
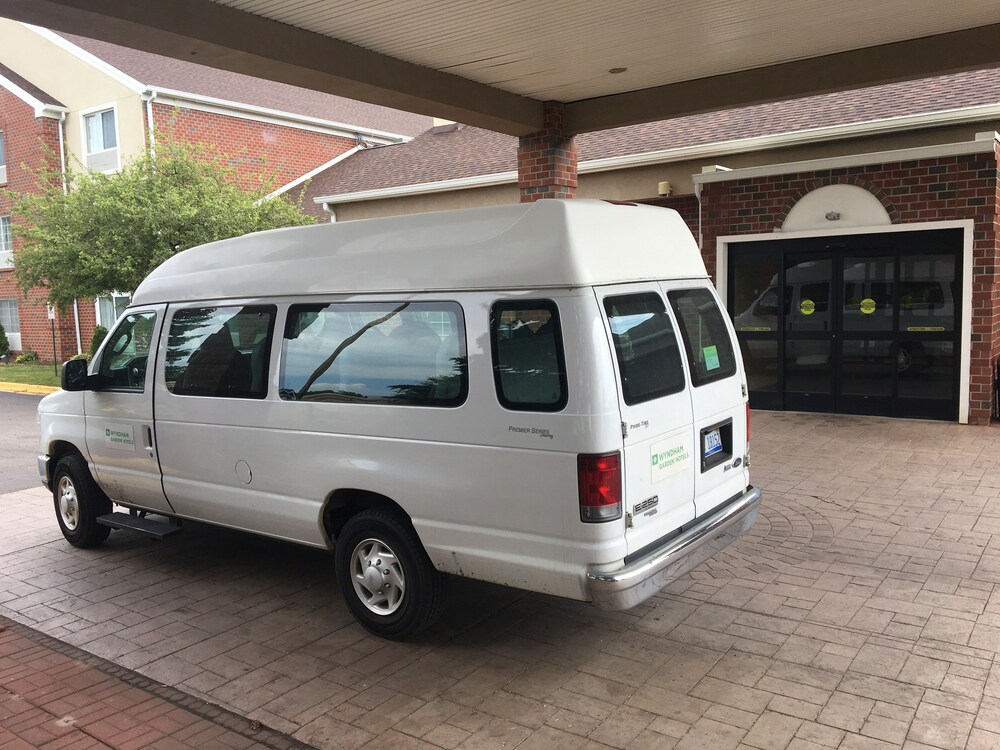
[{"left": 2, "top": 0, "right": 1000, "bottom": 136}]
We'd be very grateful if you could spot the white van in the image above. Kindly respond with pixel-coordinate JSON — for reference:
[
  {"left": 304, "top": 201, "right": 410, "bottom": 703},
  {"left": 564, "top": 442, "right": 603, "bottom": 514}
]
[{"left": 38, "top": 199, "right": 760, "bottom": 639}]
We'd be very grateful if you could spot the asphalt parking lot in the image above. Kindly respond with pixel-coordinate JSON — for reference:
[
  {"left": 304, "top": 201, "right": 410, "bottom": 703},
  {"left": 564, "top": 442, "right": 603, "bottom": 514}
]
[{"left": 3, "top": 410, "right": 1000, "bottom": 749}]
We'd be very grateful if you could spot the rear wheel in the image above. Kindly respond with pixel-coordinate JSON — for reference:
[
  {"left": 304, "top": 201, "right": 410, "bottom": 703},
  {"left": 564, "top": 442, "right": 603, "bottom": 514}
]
[
  {"left": 334, "top": 509, "right": 446, "bottom": 639},
  {"left": 53, "top": 454, "right": 112, "bottom": 548}
]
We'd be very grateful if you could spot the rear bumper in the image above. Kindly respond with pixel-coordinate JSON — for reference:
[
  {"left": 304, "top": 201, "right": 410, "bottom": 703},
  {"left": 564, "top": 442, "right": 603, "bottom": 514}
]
[{"left": 586, "top": 485, "right": 761, "bottom": 610}]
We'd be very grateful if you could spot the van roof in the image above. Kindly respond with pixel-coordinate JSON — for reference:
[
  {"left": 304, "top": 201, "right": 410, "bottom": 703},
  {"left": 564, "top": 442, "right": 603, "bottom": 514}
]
[{"left": 131, "top": 199, "right": 707, "bottom": 304}]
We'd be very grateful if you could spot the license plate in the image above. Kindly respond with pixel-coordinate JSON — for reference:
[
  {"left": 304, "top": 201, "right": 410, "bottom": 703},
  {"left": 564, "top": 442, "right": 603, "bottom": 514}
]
[{"left": 704, "top": 428, "right": 723, "bottom": 458}]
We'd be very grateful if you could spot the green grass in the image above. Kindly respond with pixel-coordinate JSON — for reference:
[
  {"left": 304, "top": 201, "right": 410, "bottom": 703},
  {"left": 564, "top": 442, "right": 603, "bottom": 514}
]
[{"left": 0, "top": 362, "right": 62, "bottom": 388}]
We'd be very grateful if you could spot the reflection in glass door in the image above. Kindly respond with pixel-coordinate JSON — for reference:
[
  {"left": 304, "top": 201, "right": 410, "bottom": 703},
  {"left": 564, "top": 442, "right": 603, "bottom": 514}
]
[
  {"left": 783, "top": 256, "right": 834, "bottom": 412},
  {"left": 839, "top": 255, "right": 894, "bottom": 415},
  {"left": 728, "top": 230, "right": 962, "bottom": 421}
]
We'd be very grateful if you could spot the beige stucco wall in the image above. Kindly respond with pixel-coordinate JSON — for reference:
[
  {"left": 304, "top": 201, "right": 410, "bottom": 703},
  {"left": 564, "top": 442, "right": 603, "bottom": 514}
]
[{"left": 0, "top": 20, "right": 147, "bottom": 170}]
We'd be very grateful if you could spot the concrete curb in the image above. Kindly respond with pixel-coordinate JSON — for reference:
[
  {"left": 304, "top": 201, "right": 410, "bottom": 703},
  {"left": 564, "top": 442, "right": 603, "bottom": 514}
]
[{"left": 0, "top": 382, "right": 60, "bottom": 395}]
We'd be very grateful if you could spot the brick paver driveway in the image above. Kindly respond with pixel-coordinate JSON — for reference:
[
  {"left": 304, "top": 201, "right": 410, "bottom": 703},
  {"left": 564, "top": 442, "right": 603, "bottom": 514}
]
[{"left": 2, "top": 411, "right": 1000, "bottom": 749}]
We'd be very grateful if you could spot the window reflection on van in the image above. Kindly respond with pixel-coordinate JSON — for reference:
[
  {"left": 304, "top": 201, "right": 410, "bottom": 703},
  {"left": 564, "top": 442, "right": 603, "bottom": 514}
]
[
  {"left": 490, "top": 301, "right": 567, "bottom": 411},
  {"left": 604, "top": 293, "right": 685, "bottom": 405},
  {"left": 280, "top": 302, "right": 467, "bottom": 406},
  {"left": 167, "top": 306, "right": 275, "bottom": 399}
]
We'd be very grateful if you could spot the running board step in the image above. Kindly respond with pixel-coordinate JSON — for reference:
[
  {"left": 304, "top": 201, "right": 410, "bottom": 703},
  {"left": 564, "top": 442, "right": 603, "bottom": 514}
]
[{"left": 97, "top": 512, "right": 182, "bottom": 540}]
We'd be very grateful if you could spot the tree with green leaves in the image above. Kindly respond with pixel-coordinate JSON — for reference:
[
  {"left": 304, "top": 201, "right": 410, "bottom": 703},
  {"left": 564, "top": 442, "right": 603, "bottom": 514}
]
[{"left": 7, "top": 138, "right": 315, "bottom": 308}]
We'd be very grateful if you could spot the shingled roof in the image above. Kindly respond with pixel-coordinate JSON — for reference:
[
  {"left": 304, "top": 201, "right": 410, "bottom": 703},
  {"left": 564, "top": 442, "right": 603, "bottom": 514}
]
[
  {"left": 0, "top": 62, "right": 65, "bottom": 108},
  {"left": 304, "top": 67, "right": 1000, "bottom": 201},
  {"left": 57, "top": 32, "right": 431, "bottom": 138}
]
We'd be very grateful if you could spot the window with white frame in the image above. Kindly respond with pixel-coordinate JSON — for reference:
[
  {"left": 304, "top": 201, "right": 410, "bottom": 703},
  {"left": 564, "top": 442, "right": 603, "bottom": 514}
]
[
  {"left": 84, "top": 107, "right": 118, "bottom": 172},
  {"left": 0, "top": 298, "right": 20, "bottom": 351},
  {"left": 0, "top": 130, "right": 7, "bottom": 185},
  {"left": 96, "top": 293, "right": 131, "bottom": 327},
  {"left": 0, "top": 216, "right": 12, "bottom": 269}
]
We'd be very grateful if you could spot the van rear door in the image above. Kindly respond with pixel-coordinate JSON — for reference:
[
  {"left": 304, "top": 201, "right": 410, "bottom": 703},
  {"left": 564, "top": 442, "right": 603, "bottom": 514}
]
[
  {"left": 664, "top": 283, "right": 750, "bottom": 518},
  {"left": 598, "top": 286, "right": 696, "bottom": 558}
]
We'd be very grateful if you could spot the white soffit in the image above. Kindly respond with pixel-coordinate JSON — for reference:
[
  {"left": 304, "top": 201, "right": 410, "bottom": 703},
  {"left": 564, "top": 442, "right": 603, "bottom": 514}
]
[{"left": 2, "top": 0, "right": 999, "bottom": 135}]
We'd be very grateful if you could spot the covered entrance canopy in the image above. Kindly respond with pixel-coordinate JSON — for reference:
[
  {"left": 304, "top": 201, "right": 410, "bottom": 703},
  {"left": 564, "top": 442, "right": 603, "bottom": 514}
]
[{"left": 2, "top": 1, "right": 999, "bottom": 139}]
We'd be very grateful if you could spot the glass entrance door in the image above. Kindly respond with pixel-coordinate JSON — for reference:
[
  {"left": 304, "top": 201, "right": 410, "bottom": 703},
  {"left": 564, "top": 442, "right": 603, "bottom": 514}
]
[
  {"left": 783, "top": 255, "right": 835, "bottom": 412},
  {"left": 729, "top": 229, "right": 962, "bottom": 421}
]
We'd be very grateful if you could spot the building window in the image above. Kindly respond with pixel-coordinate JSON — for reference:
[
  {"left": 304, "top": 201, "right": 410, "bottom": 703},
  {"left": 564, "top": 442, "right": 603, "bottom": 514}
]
[
  {"left": 96, "top": 293, "right": 131, "bottom": 327},
  {"left": 0, "top": 216, "right": 12, "bottom": 269},
  {"left": 0, "top": 130, "right": 6, "bottom": 185},
  {"left": 0, "top": 298, "right": 20, "bottom": 351},
  {"left": 84, "top": 108, "right": 118, "bottom": 172}
]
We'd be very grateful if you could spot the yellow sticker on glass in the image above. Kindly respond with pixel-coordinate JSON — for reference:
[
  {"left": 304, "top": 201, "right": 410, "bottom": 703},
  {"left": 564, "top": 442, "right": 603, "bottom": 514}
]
[
  {"left": 799, "top": 299, "right": 815, "bottom": 315},
  {"left": 860, "top": 298, "right": 876, "bottom": 315}
]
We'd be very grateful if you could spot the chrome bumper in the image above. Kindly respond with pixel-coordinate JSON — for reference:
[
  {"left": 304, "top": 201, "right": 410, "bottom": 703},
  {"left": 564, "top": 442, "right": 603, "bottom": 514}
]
[
  {"left": 38, "top": 455, "right": 51, "bottom": 490},
  {"left": 587, "top": 485, "right": 761, "bottom": 611}
]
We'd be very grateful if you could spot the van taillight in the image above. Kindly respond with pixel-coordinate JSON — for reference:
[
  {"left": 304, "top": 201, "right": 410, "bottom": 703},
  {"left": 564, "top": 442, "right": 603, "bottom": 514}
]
[
  {"left": 746, "top": 403, "right": 751, "bottom": 444},
  {"left": 578, "top": 452, "right": 622, "bottom": 522}
]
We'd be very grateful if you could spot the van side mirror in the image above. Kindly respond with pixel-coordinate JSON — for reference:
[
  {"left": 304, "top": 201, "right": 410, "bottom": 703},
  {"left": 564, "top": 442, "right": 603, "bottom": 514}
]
[{"left": 61, "top": 358, "right": 90, "bottom": 391}]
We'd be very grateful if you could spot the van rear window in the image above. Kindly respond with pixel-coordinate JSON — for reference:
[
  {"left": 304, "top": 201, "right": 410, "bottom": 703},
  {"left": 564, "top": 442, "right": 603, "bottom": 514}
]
[
  {"left": 604, "top": 293, "right": 686, "bottom": 405},
  {"left": 668, "top": 288, "right": 738, "bottom": 386},
  {"left": 280, "top": 302, "right": 467, "bottom": 407},
  {"left": 490, "top": 301, "right": 567, "bottom": 412}
]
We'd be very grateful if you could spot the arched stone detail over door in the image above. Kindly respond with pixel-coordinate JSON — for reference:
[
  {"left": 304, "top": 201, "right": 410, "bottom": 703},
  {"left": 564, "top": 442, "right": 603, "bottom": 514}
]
[{"left": 777, "top": 178, "right": 899, "bottom": 231}]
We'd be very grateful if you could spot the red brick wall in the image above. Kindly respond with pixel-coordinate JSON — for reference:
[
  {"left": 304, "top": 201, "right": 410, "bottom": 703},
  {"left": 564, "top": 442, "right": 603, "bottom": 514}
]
[
  {"left": 700, "top": 151, "right": 1000, "bottom": 424},
  {"left": 518, "top": 102, "right": 578, "bottom": 202},
  {"left": 149, "top": 103, "right": 357, "bottom": 192},
  {"left": 644, "top": 195, "right": 699, "bottom": 237},
  {"left": 0, "top": 87, "right": 79, "bottom": 361}
]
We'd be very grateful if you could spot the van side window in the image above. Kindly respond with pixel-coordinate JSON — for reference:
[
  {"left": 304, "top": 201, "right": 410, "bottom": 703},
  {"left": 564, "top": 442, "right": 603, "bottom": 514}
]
[
  {"left": 668, "top": 288, "right": 738, "bottom": 386},
  {"left": 280, "top": 302, "right": 467, "bottom": 407},
  {"left": 97, "top": 311, "right": 156, "bottom": 392},
  {"left": 604, "top": 293, "right": 685, "bottom": 405},
  {"left": 167, "top": 306, "right": 275, "bottom": 399},
  {"left": 490, "top": 301, "right": 567, "bottom": 412}
]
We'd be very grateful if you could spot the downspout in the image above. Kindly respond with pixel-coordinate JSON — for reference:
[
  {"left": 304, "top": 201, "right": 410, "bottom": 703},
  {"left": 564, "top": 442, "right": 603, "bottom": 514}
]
[
  {"left": 143, "top": 90, "right": 156, "bottom": 157},
  {"left": 58, "top": 111, "right": 82, "bottom": 355},
  {"left": 322, "top": 203, "right": 337, "bottom": 223}
]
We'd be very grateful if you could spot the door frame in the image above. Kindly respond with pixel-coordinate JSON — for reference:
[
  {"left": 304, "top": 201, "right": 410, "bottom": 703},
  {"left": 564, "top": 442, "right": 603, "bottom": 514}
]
[{"left": 716, "top": 220, "right": 974, "bottom": 423}]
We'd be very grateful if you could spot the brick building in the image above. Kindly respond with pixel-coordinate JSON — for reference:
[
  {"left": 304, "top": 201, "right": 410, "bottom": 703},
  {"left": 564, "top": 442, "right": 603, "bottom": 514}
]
[
  {"left": 0, "top": 19, "right": 431, "bottom": 362},
  {"left": 303, "top": 71, "right": 1000, "bottom": 425}
]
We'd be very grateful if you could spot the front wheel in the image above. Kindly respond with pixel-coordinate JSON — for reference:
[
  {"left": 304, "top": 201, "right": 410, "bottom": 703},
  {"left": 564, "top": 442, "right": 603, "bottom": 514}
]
[
  {"left": 53, "top": 454, "right": 112, "bottom": 548},
  {"left": 334, "top": 509, "right": 446, "bottom": 640}
]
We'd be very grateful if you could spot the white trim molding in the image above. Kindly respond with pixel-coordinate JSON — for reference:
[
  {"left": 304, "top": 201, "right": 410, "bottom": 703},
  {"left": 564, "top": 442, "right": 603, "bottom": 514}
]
[
  {"left": 0, "top": 70, "right": 69, "bottom": 119},
  {"left": 715, "top": 219, "right": 976, "bottom": 424},
  {"left": 266, "top": 146, "right": 364, "bottom": 199},
  {"left": 694, "top": 132, "right": 1000, "bottom": 187},
  {"left": 149, "top": 89, "right": 411, "bottom": 145}
]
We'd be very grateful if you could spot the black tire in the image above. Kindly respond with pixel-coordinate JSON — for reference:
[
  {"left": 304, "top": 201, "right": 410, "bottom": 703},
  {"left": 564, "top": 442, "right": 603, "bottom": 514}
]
[
  {"left": 334, "top": 509, "right": 446, "bottom": 640},
  {"left": 52, "top": 454, "right": 112, "bottom": 548}
]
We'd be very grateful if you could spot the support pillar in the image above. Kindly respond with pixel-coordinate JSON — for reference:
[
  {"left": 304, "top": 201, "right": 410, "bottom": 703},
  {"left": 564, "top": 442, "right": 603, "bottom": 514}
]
[{"left": 517, "top": 101, "right": 578, "bottom": 202}]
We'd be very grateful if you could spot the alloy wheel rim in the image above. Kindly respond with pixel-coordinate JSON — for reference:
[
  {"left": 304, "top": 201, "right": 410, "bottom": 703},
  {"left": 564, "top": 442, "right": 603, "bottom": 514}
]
[
  {"left": 350, "top": 537, "right": 405, "bottom": 615},
  {"left": 57, "top": 476, "right": 80, "bottom": 531}
]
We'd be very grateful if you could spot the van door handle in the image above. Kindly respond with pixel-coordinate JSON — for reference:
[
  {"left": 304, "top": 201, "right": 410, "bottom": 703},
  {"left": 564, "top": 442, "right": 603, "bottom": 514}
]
[{"left": 143, "top": 426, "right": 155, "bottom": 457}]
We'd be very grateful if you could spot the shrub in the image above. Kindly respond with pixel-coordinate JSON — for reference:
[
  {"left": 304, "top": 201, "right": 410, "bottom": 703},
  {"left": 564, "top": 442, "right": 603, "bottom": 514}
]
[
  {"left": 15, "top": 350, "right": 39, "bottom": 364},
  {"left": 68, "top": 353, "right": 91, "bottom": 362},
  {"left": 89, "top": 325, "right": 108, "bottom": 358},
  {"left": 0, "top": 322, "right": 8, "bottom": 358}
]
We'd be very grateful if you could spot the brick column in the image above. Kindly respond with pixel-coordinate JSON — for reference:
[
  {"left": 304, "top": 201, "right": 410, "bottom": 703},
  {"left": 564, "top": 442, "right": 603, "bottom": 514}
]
[{"left": 517, "top": 101, "right": 578, "bottom": 202}]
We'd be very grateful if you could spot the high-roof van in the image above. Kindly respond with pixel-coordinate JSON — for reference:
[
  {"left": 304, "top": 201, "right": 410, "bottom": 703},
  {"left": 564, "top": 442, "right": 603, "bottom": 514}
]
[{"left": 38, "top": 199, "right": 760, "bottom": 639}]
